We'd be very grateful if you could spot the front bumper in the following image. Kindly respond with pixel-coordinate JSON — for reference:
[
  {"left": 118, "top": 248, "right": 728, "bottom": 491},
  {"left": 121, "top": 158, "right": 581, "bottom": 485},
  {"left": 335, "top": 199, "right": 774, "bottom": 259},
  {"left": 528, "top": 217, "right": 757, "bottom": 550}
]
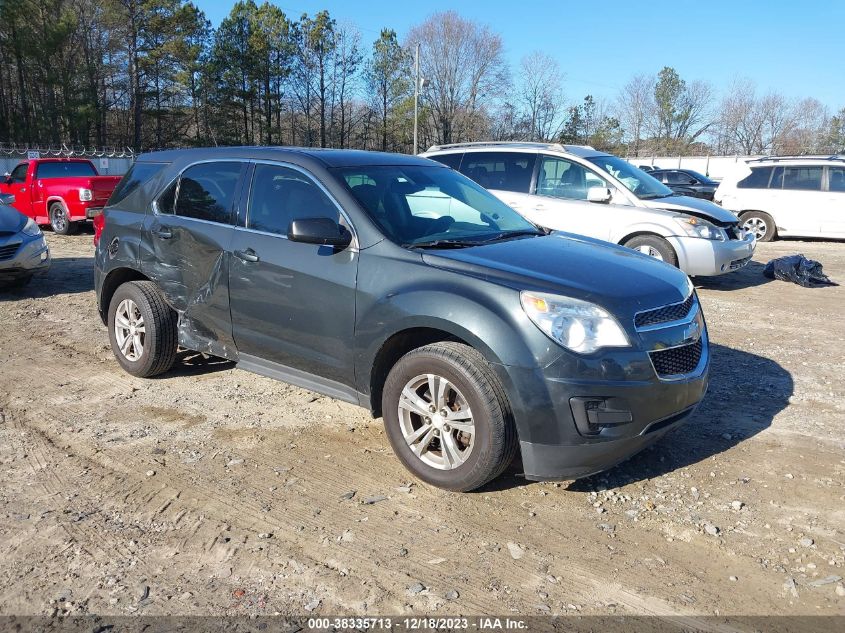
[
  {"left": 495, "top": 327, "right": 709, "bottom": 482},
  {"left": 669, "top": 233, "right": 756, "bottom": 277},
  {"left": 0, "top": 234, "right": 51, "bottom": 278}
]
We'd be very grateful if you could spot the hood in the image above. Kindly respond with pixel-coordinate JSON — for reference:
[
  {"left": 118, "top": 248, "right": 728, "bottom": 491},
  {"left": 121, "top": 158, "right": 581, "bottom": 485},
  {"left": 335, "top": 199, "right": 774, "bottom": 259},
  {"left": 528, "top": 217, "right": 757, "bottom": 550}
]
[
  {"left": 643, "top": 194, "right": 738, "bottom": 224},
  {"left": 0, "top": 203, "right": 26, "bottom": 233},
  {"left": 422, "top": 233, "right": 691, "bottom": 317}
]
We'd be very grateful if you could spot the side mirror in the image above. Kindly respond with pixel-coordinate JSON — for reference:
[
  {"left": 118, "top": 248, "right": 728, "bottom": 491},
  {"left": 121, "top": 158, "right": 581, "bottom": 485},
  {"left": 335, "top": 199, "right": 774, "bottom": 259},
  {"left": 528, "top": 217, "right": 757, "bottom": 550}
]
[
  {"left": 288, "top": 217, "right": 352, "bottom": 248},
  {"left": 3, "top": 173, "right": 11, "bottom": 185},
  {"left": 587, "top": 186, "right": 612, "bottom": 204},
  {"left": 0, "top": 193, "right": 15, "bottom": 205}
]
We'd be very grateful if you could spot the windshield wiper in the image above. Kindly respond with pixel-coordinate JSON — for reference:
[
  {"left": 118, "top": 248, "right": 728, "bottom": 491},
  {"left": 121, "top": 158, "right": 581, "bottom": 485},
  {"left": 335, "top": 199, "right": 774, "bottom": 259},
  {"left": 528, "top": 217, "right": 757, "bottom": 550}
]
[
  {"left": 479, "top": 229, "right": 545, "bottom": 243},
  {"left": 640, "top": 193, "right": 674, "bottom": 200},
  {"left": 406, "top": 238, "right": 483, "bottom": 249}
]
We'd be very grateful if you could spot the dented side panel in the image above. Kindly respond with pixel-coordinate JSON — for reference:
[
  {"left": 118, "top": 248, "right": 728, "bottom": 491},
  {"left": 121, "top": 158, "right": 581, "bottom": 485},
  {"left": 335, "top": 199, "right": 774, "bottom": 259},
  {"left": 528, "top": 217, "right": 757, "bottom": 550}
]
[{"left": 140, "top": 214, "right": 237, "bottom": 360}]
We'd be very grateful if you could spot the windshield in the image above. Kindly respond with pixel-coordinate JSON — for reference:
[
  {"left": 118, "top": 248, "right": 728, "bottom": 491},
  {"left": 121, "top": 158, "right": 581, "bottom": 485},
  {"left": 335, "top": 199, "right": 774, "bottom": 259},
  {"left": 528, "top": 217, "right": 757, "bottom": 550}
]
[
  {"left": 337, "top": 165, "right": 541, "bottom": 247},
  {"left": 683, "top": 169, "right": 714, "bottom": 183},
  {"left": 585, "top": 155, "right": 673, "bottom": 200}
]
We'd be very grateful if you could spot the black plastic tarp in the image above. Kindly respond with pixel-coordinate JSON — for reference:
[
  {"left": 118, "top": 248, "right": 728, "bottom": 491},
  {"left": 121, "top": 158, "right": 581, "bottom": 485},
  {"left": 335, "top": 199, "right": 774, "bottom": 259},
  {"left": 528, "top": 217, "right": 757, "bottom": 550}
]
[{"left": 763, "top": 254, "right": 837, "bottom": 287}]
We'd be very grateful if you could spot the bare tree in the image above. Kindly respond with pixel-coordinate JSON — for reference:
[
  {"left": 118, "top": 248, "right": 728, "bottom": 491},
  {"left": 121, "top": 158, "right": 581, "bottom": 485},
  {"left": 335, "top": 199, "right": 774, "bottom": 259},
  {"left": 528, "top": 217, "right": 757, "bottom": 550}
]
[
  {"left": 406, "top": 11, "right": 508, "bottom": 144},
  {"left": 517, "top": 51, "right": 564, "bottom": 141},
  {"left": 616, "top": 74, "right": 654, "bottom": 156}
]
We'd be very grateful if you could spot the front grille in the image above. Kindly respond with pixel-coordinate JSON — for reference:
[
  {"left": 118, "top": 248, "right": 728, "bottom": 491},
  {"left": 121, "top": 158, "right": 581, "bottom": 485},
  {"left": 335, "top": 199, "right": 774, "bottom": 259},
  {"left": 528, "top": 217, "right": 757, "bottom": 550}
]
[
  {"left": 635, "top": 294, "right": 694, "bottom": 329},
  {"left": 0, "top": 241, "right": 21, "bottom": 260},
  {"left": 730, "top": 256, "right": 751, "bottom": 270},
  {"left": 649, "top": 340, "right": 703, "bottom": 377}
]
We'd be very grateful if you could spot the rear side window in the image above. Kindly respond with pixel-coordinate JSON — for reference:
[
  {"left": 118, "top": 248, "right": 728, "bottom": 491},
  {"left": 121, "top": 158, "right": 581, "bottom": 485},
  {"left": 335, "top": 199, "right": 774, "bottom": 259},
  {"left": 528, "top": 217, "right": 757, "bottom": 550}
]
[
  {"left": 35, "top": 161, "right": 96, "bottom": 179},
  {"left": 782, "top": 166, "right": 822, "bottom": 191},
  {"left": 175, "top": 162, "right": 242, "bottom": 224},
  {"left": 666, "top": 171, "right": 695, "bottom": 185},
  {"left": 430, "top": 153, "right": 463, "bottom": 170},
  {"left": 247, "top": 164, "right": 340, "bottom": 235},
  {"left": 829, "top": 166, "right": 845, "bottom": 193},
  {"left": 108, "top": 162, "right": 166, "bottom": 207},
  {"left": 459, "top": 152, "right": 536, "bottom": 193},
  {"left": 737, "top": 166, "right": 772, "bottom": 189}
]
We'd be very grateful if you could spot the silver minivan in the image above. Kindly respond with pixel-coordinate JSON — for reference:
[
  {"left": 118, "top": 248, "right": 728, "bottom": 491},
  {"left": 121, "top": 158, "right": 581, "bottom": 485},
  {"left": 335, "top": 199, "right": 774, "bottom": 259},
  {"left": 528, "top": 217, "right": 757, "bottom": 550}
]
[{"left": 422, "top": 142, "right": 756, "bottom": 276}]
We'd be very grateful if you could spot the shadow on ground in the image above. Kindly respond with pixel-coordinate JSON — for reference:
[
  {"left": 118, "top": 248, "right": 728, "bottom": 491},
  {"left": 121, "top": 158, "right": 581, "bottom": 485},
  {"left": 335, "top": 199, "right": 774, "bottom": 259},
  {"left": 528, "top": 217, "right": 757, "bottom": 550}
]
[{"left": 0, "top": 256, "right": 94, "bottom": 300}]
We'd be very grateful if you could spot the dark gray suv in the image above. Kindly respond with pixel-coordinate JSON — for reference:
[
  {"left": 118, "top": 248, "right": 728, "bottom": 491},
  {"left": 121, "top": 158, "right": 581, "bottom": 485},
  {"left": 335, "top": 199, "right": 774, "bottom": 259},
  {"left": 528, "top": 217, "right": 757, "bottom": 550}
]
[{"left": 95, "top": 147, "right": 709, "bottom": 491}]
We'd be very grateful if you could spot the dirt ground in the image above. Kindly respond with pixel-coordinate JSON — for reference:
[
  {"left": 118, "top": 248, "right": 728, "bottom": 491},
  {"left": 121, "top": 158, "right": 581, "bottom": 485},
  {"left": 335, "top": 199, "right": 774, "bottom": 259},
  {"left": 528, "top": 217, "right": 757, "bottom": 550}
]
[{"left": 0, "top": 231, "right": 843, "bottom": 623}]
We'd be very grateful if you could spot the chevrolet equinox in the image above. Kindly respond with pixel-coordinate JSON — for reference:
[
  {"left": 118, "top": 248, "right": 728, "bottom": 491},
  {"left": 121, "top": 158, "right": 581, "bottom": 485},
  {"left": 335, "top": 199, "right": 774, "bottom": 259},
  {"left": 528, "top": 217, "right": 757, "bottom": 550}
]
[{"left": 95, "top": 148, "right": 709, "bottom": 491}]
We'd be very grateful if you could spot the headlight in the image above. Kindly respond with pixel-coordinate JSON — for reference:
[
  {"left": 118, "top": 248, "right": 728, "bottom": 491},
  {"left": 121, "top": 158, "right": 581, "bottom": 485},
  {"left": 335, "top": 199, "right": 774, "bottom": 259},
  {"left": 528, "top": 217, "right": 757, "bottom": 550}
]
[
  {"left": 79, "top": 188, "right": 93, "bottom": 201},
  {"left": 22, "top": 217, "right": 41, "bottom": 236},
  {"left": 673, "top": 215, "right": 726, "bottom": 241},
  {"left": 520, "top": 291, "right": 630, "bottom": 354}
]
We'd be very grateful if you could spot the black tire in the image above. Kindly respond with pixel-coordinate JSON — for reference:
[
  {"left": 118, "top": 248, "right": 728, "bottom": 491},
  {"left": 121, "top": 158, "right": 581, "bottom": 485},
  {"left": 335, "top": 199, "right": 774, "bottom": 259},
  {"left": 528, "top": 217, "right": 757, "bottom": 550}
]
[
  {"left": 739, "top": 211, "right": 777, "bottom": 242},
  {"left": 49, "top": 202, "right": 78, "bottom": 235},
  {"left": 381, "top": 342, "right": 518, "bottom": 492},
  {"left": 623, "top": 234, "right": 678, "bottom": 267},
  {"left": 107, "top": 280, "right": 178, "bottom": 377}
]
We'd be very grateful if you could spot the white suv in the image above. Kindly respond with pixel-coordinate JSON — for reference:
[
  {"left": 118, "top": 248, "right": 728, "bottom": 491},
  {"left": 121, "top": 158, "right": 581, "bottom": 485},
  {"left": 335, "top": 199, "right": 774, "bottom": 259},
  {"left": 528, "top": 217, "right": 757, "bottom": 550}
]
[
  {"left": 422, "top": 142, "right": 756, "bottom": 277},
  {"left": 715, "top": 155, "right": 845, "bottom": 241}
]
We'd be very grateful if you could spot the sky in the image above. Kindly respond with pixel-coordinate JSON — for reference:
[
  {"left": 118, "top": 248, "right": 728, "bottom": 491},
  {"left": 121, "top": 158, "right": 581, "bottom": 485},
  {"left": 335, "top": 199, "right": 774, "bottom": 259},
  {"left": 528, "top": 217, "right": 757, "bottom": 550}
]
[{"left": 194, "top": 0, "right": 845, "bottom": 111}]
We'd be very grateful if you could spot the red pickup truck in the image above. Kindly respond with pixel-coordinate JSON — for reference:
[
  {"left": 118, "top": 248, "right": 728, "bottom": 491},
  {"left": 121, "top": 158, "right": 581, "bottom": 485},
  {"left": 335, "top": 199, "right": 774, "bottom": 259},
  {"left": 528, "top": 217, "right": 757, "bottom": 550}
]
[{"left": 0, "top": 158, "right": 121, "bottom": 234}]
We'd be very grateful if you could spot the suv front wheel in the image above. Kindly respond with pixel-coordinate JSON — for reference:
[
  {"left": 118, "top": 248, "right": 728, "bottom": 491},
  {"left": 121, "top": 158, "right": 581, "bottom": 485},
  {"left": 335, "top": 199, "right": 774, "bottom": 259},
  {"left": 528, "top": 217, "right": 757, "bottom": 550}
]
[
  {"left": 108, "top": 281, "right": 178, "bottom": 377},
  {"left": 382, "top": 342, "right": 518, "bottom": 491}
]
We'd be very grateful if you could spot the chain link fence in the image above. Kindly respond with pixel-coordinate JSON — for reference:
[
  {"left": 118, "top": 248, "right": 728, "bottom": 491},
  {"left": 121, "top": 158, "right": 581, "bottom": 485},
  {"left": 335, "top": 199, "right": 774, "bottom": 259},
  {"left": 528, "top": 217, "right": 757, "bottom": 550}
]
[{"left": 0, "top": 144, "right": 135, "bottom": 177}]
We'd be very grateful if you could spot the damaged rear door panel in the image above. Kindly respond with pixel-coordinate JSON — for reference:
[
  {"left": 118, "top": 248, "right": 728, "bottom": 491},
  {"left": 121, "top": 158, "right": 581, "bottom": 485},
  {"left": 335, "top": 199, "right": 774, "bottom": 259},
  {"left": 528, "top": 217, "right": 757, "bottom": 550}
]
[{"left": 140, "top": 160, "right": 247, "bottom": 359}]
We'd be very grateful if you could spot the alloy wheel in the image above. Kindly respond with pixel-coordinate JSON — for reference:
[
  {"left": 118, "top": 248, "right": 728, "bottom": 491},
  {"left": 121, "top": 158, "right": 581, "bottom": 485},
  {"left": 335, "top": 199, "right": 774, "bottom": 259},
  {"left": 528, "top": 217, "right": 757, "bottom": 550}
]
[
  {"left": 114, "top": 299, "right": 145, "bottom": 362},
  {"left": 742, "top": 217, "right": 767, "bottom": 240},
  {"left": 637, "top": 244, "right": 664, "bottom": 261},
  {"left": 397, "top": 373, "right": 475, "bottom": 470}
]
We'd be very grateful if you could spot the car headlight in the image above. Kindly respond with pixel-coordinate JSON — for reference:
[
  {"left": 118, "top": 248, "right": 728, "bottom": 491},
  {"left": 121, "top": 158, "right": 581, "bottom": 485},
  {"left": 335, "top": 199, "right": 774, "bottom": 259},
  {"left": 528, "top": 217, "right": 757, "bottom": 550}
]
[
  {"left": 22, "top": 217, "right": 42, "bottom": 236},
  {"left": 673, "top": 215, "right": 726, "bottom": 241},
  {"left": 520, "top": 291, "right": 630, "bottom": 354},
  {"left": 79, "top": 188, "right": 93, "bottom": 201}
]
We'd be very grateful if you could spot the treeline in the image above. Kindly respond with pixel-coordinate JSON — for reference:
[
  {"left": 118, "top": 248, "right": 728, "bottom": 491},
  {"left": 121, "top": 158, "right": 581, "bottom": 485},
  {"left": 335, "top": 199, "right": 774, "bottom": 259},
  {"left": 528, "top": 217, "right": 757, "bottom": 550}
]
[{"left": 1, "top": 0, "right": 843, "bottom": 156}]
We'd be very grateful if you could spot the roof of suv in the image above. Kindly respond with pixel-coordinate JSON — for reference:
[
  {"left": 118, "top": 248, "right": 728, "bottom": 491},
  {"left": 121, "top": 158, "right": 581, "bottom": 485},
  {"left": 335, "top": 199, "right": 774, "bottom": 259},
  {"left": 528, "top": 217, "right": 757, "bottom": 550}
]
[
  {"left": 136, "top": 146, "right": 434, "bottom": 168},
  {"left": 425, "top": 141, "right": 604, "bottom": 159}
]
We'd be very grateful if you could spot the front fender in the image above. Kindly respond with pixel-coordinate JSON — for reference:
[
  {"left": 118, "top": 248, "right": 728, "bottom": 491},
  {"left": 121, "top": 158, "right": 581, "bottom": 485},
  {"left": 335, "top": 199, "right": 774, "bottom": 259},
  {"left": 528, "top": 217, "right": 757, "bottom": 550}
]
[{"left": 612, "top": 221, "right": 677, "bottom": 245}]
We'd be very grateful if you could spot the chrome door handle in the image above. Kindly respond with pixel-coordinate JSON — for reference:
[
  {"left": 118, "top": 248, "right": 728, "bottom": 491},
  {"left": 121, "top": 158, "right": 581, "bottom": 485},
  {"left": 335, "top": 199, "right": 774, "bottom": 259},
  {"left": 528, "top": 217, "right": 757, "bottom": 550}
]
[
  {"left": 154, "top": 227, "right": 173, "bottom": 239},
  {"left": 234, "top": 248, "right": 259, "bottom": 263}
]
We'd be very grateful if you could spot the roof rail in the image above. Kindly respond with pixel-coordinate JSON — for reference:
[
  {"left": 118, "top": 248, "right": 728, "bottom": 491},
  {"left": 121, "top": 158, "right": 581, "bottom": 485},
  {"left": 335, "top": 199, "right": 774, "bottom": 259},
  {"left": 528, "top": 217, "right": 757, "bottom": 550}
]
[
  {"left": 425, "top": 141, "right": 594, "bottom": 153},
  {"left": 748, "top": 154, "right": 845, "bottom": 163}
]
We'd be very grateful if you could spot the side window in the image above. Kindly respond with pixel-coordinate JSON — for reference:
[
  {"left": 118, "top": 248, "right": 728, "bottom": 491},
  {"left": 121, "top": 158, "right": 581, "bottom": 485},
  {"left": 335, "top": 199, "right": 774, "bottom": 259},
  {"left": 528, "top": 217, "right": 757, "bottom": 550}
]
[
  {"left": 459, "top": 152, "right": 536, "bottom": 193},
  {"left": 667, "top": 171, "right": 695, "bottom": 185},
  {"left": 737, "top": 166, "right": 773, "bottom": 189},
  {"left": 248, "top": 164, "right": 339, "bottom": 235},
  {"left": 829, "top": 166, "right": 845, "bottom": 193},
  {"left": 175, "top": 162, "right": 242, "bottom": 224},
  {"left": 782, "top": 166, "right": 822, "bottom": 191},
  {"left": 9, "top": 163, "right": 28, "bottom": 183},
  {"left": 536, "top": 156, "right": 605, "bottom": 200},
  {"left": 430, "top": 153, "right": 463, "bottom": 170}
]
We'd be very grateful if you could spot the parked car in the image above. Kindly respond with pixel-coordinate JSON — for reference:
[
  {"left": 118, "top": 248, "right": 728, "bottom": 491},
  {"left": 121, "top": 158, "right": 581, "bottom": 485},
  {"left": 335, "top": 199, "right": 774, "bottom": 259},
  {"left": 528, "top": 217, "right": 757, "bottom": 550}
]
[
  {"left": 95, "top": 147, "right": 709, "bottom": 491},
  {"left": 422, "top": 143, "right": 755, "bottom": 276},
  {"left": 0, "top": 158, "right": 121, "bottom": 235},
  {"left": 638, "top": 165, "right": 657, "bottom": 172},
  {"left": 650, "top": 168, "right": 719, "bottom": 200},
  {"left": 714, "top": 155, "right": 845, "bottom": 241},
  {"left": 0, "top": 192, "right": 50, "bottom": 288}
]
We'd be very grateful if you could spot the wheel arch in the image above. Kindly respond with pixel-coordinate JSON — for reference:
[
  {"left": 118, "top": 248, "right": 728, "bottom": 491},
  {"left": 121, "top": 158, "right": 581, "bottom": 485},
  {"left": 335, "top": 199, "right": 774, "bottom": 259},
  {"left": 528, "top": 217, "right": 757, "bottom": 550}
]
[
  {"left": 99, "top": 267, "right": 150, "bottom": 325},
  {"left": 367, "top": 324, "right": 505, "bottom": 418}
]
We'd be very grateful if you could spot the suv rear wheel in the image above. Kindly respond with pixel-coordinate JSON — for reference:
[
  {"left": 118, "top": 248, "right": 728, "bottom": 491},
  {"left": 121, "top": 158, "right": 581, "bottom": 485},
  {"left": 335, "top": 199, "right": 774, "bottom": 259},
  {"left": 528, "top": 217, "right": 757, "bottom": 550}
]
[
  {"left": 740, "top": 211, "right": 776, "bottom": 242},
  {"left": 382, "top": 342, "right": 518, "bottom": 491},
  {"left": 623, "top": 235, "right": 678, "bottom": 266},
  {"left": 108, "top": 281, "right": 178, "bottom": 377}
]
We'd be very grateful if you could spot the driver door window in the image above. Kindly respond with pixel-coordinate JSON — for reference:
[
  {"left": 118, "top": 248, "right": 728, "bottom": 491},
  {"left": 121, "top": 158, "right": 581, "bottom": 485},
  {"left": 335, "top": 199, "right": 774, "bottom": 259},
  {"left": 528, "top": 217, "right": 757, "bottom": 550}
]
[
  {"left": 535, "top": 157, "right": 607, "bottom": 201},
  {"left": 9, "top": 163, "right": 28, "bottom": 184}
]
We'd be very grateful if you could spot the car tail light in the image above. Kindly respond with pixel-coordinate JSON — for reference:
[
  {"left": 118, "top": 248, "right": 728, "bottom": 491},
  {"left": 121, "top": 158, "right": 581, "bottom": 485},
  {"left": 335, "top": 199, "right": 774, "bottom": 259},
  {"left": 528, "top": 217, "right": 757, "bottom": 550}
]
[
  {"left": 90, "top": 208, "right": 104, "bottom": 245},
  {"left": 79, "top": 188, "right": 93, "bottom": 201}
]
